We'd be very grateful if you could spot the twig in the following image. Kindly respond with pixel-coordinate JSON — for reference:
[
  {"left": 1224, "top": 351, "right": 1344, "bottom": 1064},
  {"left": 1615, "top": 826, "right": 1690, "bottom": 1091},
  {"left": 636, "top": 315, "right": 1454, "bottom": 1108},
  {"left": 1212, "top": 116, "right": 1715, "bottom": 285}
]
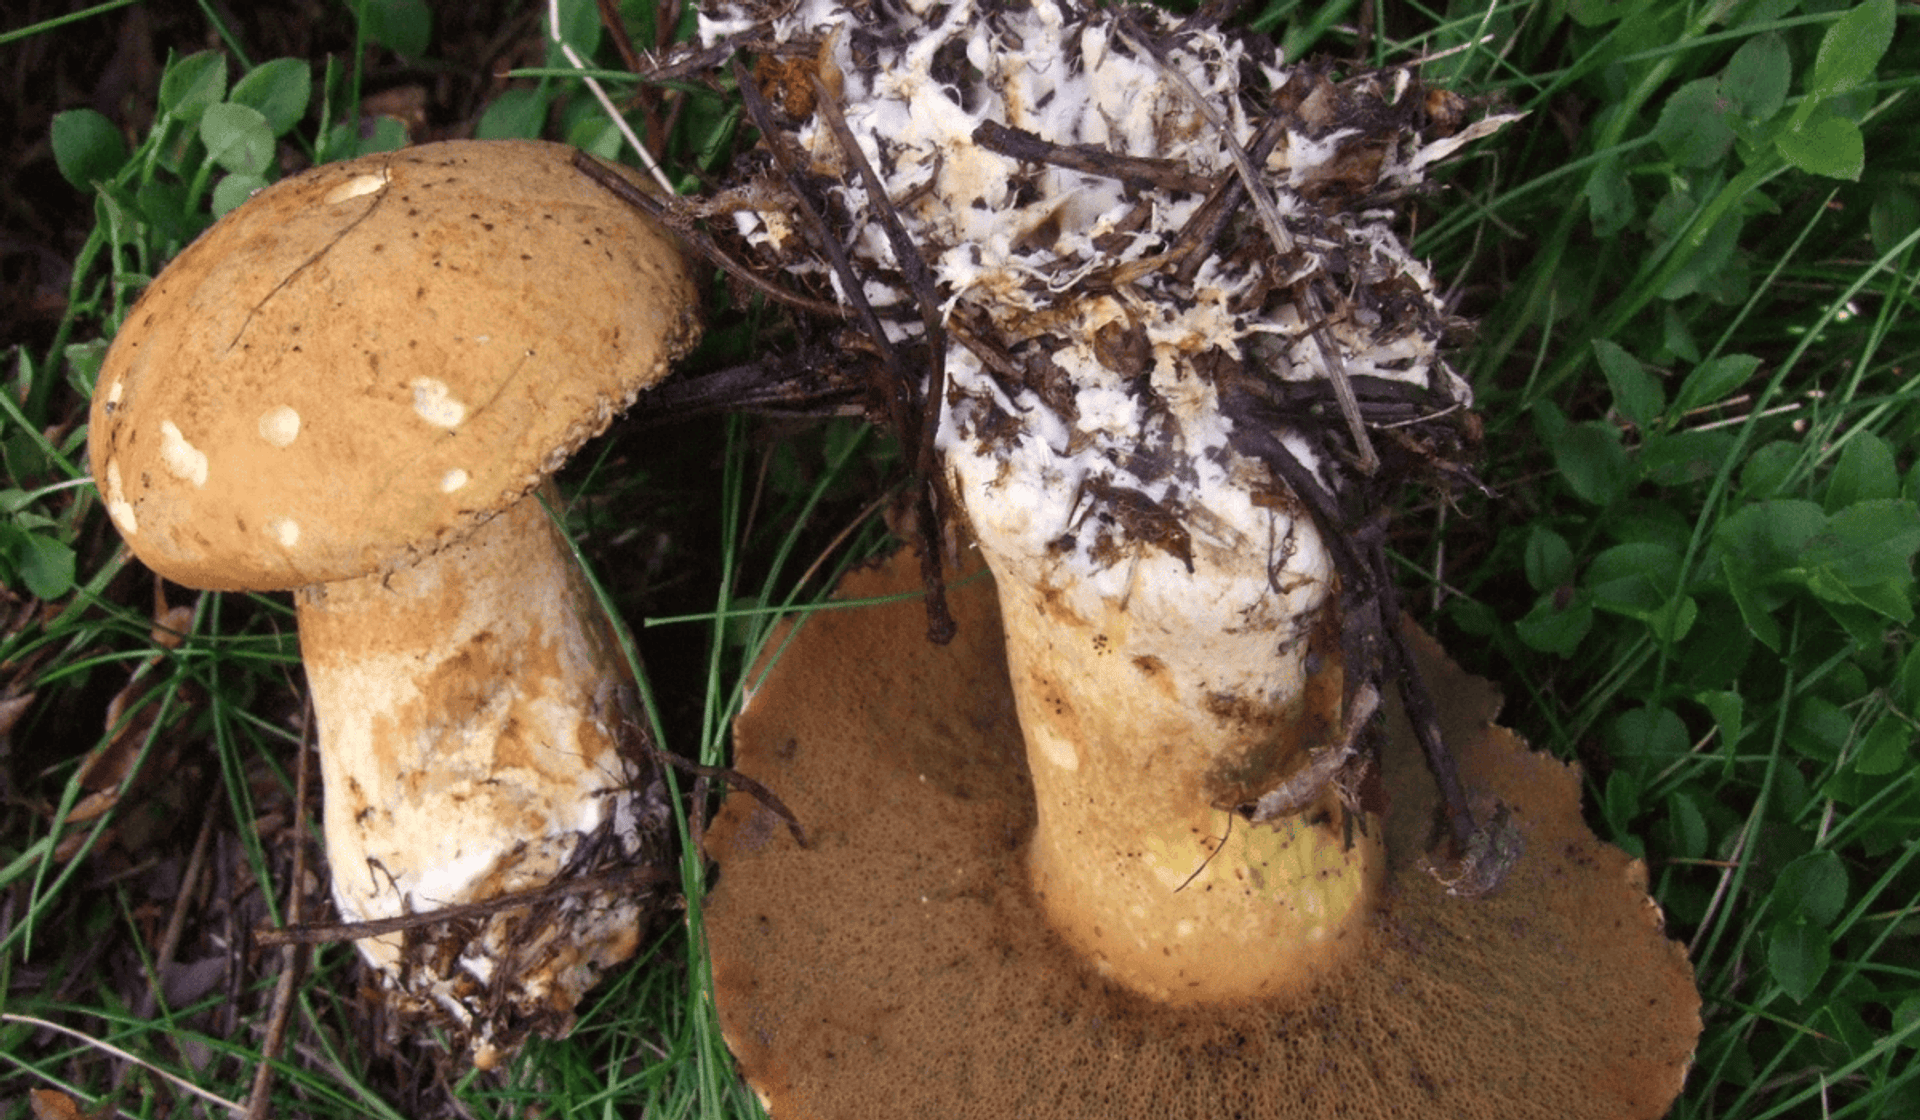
[
  {"left": 151, "top": 809, "right": 214, "bottom": 1003},
  {"left": 254, "top": 865, "right": 676, "bottom": 948},
  {"left": 245, "top": 706, "right": 313, "bottom": 1120},
  {"left": 970, "top": 119, "right": 1209, "bottom": 192},
  {"left": 1117, "top": 16, "right": 1380, "bottom": 473},
  {"left": 798, "top": 69, "right": 957, "bottom": 643}
]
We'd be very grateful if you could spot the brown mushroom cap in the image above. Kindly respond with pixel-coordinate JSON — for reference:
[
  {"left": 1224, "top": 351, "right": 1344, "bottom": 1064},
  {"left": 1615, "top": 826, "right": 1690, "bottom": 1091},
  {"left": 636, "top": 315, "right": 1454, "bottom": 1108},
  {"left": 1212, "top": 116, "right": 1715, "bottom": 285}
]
[
  {"left": 88, "top": 139, "right": 699, "bottom": 591},
  {"left": 706, "top": 550, "right": 1700, "bottom": 1119}
]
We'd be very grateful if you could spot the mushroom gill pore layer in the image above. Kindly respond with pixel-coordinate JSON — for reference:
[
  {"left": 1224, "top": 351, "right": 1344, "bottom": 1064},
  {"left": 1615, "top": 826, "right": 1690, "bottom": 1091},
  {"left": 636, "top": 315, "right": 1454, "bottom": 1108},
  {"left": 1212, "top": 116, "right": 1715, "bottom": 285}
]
[{"left": 706, "top": 550, "right": 1701, "bottom": 1120}]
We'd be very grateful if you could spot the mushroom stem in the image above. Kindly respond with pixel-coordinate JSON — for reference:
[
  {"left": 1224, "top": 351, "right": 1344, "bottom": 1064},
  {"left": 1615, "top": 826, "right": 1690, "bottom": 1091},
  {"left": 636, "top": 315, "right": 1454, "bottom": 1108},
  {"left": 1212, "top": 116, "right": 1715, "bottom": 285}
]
[
  {"left": 295, "top": 483, "right": 660, "bottom": 1054},
  {"left": 952, "top": 439, "right": 1382, "bottom": 1004}
]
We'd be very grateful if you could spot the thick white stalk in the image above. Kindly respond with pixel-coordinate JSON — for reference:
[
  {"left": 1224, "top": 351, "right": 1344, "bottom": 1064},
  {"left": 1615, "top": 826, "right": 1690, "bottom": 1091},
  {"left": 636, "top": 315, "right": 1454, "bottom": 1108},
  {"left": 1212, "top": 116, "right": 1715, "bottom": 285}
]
[{"left": 295, "top": 487, "right": 653, "bottom": 1060}]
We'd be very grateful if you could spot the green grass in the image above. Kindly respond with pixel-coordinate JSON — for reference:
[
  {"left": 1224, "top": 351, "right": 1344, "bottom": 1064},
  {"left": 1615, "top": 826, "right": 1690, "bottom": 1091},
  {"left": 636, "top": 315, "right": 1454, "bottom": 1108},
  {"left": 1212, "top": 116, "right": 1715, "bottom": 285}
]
[{"left": 4, "top": 0, "right": 1918, "bottom": 1116}]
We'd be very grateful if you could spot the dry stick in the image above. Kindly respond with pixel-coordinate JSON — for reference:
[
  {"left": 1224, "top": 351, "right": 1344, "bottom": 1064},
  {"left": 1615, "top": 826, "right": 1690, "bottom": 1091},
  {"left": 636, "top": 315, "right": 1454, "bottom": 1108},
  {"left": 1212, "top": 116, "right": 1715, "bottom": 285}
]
[
  {"left": 1167, "top": 113, "right": 1288, "bottom": 285},
  {"left": 152, "top": 809, "right": 215, "bottom": 1001},
  {"left": 729, "top": 63, "right": 962, "bottom": 645},
  {"left": 254, "top": 866, "right": 678, "bottom": 948},
  {"left": 807, "top": 75, "right": 958, "bottom": 645},
  {"left": 570, "top": 151, "right": 851, "bottom": 321},
  {"left": 731, "top": 62, "right": 905, "bottom": 428},
  {"left": 245, "top": 709, "right": 313, "bottom": 1120},
  {"left": 626, "top": 356, "right": 864, "bottom": 423},
  {"left": 641, "top": 740, "right": 809, "bottom": 849},
  {"left": 1227, "top": 412, "right": 1478, "bottom": 852},
  {"left": 969, "top": 119, "right": 1210, "bottom": 192},
  {"left": 1117, "top": 16, "right": 1380, "bottom": 474},
  {"left": 1361, "top": 532, "right": 1477, "bottom": 852}
]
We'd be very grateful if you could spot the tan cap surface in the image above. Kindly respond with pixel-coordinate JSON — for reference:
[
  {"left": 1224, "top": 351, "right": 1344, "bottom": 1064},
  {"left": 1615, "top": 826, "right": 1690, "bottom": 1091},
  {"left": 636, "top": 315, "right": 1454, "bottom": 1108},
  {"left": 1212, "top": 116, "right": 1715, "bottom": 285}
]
[
  {"left": 89, "top": 140, "right": 699, "bottom": 590},
  {"left": 707, "top": 550, "right": 1700, "bottom": 1120}
]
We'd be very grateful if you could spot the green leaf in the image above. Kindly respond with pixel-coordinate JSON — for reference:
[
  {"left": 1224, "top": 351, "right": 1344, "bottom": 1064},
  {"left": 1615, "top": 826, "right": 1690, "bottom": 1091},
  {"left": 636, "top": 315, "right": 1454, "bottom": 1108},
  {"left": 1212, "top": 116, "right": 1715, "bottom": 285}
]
[
  {"left": 1768, "top": 918, "right": 1831, "bottom": 1002},
  {"left": 212, "top": 173, "right": 270, "bottom": 217},
  {"left": 1775, "top": 850, "right": 1848, "bottom": 925},
  {"left": 0, "top": 527, "right": 76, "bottom": 601},
  {"left": 1722, "top": 31, "right": 1791, "bottom": 122},
  {"left": 1777, "top": 113, "right": 1866, "bottom": 181},
  {"left": 1790, "top": 696, "right": 1852, "bottom": 763},
  {"left": 1824, "top": 432, "right": 1899, "bottom": 511},
  {"left": 546, "top": 0, "right": 603, "bottom": 65},
  {"left": 157, "top": 50, "right": 227, "bottom": 122},
  {"left": 136, "top": 178, "right": 199, "bottom": 250},
  {"left": 1516, "top": 594, "right": 1593, "bottom": 657},
  {"left": 1742, "top": 440, "right": 1801, "bottom": 498},
  {"left": 1718, "top": 499, "right": 1826, "bottom": 575},
  {"left": 1586, "top": 157, "right": 1635, "bottom": 237},
  {"left": 1895, "top": 997, "right": 1920, "bottom": 1046},
  {"left": 230, "top": 58, "right": 312, "bottom": 137},
  {"left": 1661, "top": 305, "right": 1701, "bottom": 364},
  {"left": 359, "top": 0, "right": 432, "bottom": 57},
  {"left": 1603, "top": 769, "right": 1643, "bottom": 840},
  {"left": 1697, "top": 690, "right": 1745, "bottom": 756},
  {"left": 1593, "top": 339, "right": 1665, "bottom": 428},
  {"left": 1642, "top": 429, "right": 1735, "bottom": 487},
  {"left": 1809, "top": 0, "right": 1894, "bottom": 100},
  {"left": 1870, "top": 189, "right": 1918, "bottom": 256},
  {"left": 1665, "top": 791, "right": 1708, "bottom": 860},
  {"left": 1524, "top": 527, "right": 1576, "bottom": 592},
  {"left": 50, "top": 109, "right": 129, "bottom": 191},
  {"left": 1587, "top": 541, "right": 1682, "bottom": 614},
  {"left": 1674, "top": 353, "right": 1761, "bottom": 415},
  {"left": 1610, "top": 704, "right": 1689, "bottom": 764},
  {"left": 1803, "top": 499, "right": 1920, "bottom": 586},
  {"left": 1721, "top": 554, "right": 1784, "bottom": 650},
  {"left": 200, "top": 102, "right": 275, "bottom": 177},
  {"left": 1555, "top": 420, "right": 1634, "bottom": 506},
  {"left": 1854, "top": 714, "right": 1912, "bottom": 776},
  {"left": 1660, "top": 209, "right": 1746, "bottom": 301},
  {"left": 1654, "top": 77, "right": 1735, "bottom": 168},
  {"left": 1898, "top": 644, "right": 1920, "bottom": 719},
  {"left": 476, "top": 87, "right": 553, "bottom": 141}
]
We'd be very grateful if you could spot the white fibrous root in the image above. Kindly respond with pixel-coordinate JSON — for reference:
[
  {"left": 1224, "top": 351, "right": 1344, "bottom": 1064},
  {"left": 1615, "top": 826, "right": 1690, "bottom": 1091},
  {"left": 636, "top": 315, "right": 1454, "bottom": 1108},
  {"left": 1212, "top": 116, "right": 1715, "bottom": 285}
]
[{"left": 700, "top": 0, "right": 1516, "bottom": 1000}]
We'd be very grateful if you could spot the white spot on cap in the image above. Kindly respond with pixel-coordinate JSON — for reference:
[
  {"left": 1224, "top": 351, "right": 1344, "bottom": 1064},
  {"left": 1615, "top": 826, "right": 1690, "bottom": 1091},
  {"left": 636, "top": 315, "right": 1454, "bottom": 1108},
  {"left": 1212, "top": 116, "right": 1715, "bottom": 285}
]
[
  {"left": 159, "top": 420, "right": 209, "bottom": 487},
  {"left": 440, "top": 468, "right": 470, "bottom": 493},
  {"left": 105, "top": 378, "right": 124, "bottom": 408},
  {"left": 269, "top": 518, "right": 300, "bottom": 548},
  {"left": 324, "top": 170, "right": 389, "bottom": 205},
  {"left": 104, "top": 458, "right": 138, "bottom": 535},
  {"left": 410, "top": 378, "right": 467, "bottom": 429},
  {"left": 258, "top": 405, "right": 301, "bottom": 448}
]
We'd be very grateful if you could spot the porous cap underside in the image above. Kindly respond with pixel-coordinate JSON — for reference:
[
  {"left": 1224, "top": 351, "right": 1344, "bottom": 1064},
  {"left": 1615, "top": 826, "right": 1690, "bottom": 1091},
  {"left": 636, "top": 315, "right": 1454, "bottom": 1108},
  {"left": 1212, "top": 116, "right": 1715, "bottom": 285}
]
[
  {"left": 707, "top": 550, "right": 1701, "bottom": 1120},
  {"left": 89, "top": 139, "right": 701, "bottom": 590}
]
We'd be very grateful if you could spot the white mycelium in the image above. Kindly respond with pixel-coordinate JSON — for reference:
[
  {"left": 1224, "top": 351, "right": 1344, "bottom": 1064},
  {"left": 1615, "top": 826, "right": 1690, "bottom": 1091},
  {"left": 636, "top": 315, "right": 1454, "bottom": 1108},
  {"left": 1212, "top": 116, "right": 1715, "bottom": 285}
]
[{"left": 707, "top": 0, "right": 1514, "bottom": 1000}]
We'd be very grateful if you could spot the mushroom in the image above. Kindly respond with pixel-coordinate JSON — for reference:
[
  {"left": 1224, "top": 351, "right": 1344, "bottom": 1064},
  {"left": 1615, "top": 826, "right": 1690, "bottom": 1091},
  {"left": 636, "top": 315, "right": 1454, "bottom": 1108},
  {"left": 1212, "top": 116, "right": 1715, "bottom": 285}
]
[
  {"left": 707, "top": 551, "right": 1702, "bottom": 1118},
  {"left": 87, "top": 139, "right": 701, "bottom": 1063},
  {"left": 690, "top": 0, "right": 1699, "bottom": 1114}
]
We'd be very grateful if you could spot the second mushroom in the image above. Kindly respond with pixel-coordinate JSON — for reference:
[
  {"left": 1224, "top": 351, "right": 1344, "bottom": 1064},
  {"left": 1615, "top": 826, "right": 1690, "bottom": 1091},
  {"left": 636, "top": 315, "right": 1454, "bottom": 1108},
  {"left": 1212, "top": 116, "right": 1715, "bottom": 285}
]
[{"left": 690, "top": 1, "right": 1701, "bottom": 1116}]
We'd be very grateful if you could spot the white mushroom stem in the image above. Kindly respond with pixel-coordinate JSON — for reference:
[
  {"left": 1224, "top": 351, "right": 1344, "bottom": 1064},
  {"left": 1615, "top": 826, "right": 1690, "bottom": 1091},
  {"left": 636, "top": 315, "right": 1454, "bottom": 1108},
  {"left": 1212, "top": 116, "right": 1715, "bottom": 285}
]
[
  {"left": 946, "top": 359, "right": 1381, "bottom": 1005},
  {"left": 295, "top": 484, "right": 651, "bottom": 1044}
]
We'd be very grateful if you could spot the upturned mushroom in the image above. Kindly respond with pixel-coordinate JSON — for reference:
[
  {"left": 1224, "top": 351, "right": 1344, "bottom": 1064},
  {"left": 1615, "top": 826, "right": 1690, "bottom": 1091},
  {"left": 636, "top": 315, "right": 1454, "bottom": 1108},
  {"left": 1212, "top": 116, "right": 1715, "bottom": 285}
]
[
  {"left": 87, "top": 139, "right": 701, "bottom": 1063},
  {"left": 692, "top": 0, "right": 1700, "bottom": 1115}
]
